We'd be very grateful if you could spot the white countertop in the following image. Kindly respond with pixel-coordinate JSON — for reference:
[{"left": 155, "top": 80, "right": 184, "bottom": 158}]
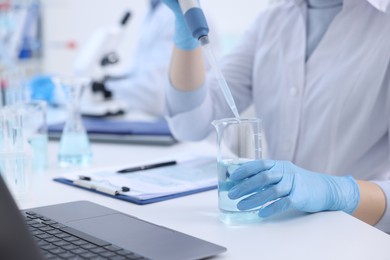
[{"left": 16, "top": 140, "right": 390, "bottom": 260}]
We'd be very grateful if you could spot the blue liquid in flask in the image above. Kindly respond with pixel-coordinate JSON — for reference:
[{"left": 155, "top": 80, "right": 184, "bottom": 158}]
[
  {"left": 58, "top": 132, "right": 92, "bottom": 167},
  {"left": 56, "top": 77, "right": 93, "bottom": 168}
]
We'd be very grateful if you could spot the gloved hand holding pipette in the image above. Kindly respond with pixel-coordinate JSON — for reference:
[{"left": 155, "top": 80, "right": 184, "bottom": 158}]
[
  {"left": 162, "top": 0, "right": 240, "bottom": 120},
  {"left": 162, "top": 0, "right": 200, "bottom": 50},
  {"left": 228, "top": 160, "right": 361, "bottom": 217}
]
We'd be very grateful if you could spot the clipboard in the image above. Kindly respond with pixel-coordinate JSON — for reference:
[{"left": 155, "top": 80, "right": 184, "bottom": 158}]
[
  {"left": 53, "top": 157, "right": 218, "bottom": 205},
  {"left": 48, "top": 117, "right": 177, "bottom": 146}
]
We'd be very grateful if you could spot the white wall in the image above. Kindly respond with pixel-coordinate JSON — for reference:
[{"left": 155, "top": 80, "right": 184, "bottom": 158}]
[{"left": 41, "top": 0, "right": 270, "bottom": 75}]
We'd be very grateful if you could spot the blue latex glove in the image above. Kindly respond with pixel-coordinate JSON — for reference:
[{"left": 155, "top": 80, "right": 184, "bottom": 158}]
[
  {"left": 162, "top": 0, "right": 199, "bottom": 50},
  {"left": 228, "top": 160, "right": 360, "bottom": 217},
  {"left": 28, "top": 75, "right": 56, "bottom": 105}
]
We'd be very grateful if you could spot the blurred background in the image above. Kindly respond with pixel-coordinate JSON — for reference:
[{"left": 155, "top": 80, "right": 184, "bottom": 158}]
[
  {"left": 0, "top": 0, "right": 274, "bottom": 187},
  {"left": 1, "top": 0, "right": 272, "bottom": 77}
]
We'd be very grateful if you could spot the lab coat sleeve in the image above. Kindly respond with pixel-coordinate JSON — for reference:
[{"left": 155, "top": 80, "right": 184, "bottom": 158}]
[
  {"left": 372, "top": 71, "right": 390, "bottom": 234},
  {"left": 165, "top": 86, "right": 215, "bottom": 141},
  {"left": 165, "top": 82, "right": 210, "bottom": 141},
  {"left": 165, "top": 15, "right": 262, "bottom": 141},
  {"left": 372, "top": 181, "right": 390, "bottom": 233},
  {"left": 166, "top": 82, "right": 207, "bottom": 115}
]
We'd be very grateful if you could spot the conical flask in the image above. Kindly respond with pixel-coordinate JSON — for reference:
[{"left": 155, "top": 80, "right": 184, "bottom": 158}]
[{"left": 56, "top": 77, "right": 92, "bottom": 167}]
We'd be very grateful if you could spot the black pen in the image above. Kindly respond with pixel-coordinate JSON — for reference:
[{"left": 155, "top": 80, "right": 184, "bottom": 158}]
[{"left": 117, "top": 160, "right": 177, "bottom": 174}]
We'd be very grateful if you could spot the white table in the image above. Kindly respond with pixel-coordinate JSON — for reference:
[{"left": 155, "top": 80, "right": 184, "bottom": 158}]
[{"left": 17, "top": 140, "right": 390, "bottom": 260}]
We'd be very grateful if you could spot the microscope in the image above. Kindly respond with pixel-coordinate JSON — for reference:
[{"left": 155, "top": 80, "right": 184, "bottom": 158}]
[{"left": 73, "top": 11, "right": 131, "bottom": 117}]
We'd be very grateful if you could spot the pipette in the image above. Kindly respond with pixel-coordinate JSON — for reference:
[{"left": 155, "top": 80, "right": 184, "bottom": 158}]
[
  {"left": 202, "top": 43, "right": 240, "bottom": 120},
  {"left": 178, "top": 0, "right": 240, "bottom": 120}
]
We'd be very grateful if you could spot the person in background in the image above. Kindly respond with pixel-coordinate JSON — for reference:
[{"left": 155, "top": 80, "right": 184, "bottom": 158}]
[
  {"left": 162, "top": 0, "right": 390, "bottom": 233},
  {"left": 104, "top": 0, "right": 174, "bottom": 116}
]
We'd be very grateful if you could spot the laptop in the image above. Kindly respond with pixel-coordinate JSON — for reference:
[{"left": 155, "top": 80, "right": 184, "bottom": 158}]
[{"left": 0, "top": 175, "right": 226, "bottom": 260}]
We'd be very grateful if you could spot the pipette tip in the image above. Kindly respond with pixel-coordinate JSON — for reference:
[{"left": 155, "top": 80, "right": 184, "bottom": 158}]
[
  {"left": 231, "top": 106, "right": 241, "bottom": 121},
  {"left": 199, "top": 35, "right": 210, "bottom": 46}
]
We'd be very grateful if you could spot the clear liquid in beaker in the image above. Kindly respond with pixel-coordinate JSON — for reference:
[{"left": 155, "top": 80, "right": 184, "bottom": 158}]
[{"left": 218, "top": 158, "right": 262, "bottom": 224}]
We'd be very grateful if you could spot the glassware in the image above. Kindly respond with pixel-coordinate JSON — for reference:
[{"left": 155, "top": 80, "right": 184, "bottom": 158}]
[
  {"left": 212, "top": 117, "right": 262, "bottom": 224},
  {"left": 55, "top": 77, "right": 92, "bottom": 167},
  {"left": 0, "top": 105, "right": 31, "bottom": 201},
  {"left": 0, "top": 0, "right": 42, "bottom": 68},
  {"left": 22, "top": 100, "right": 48, "bottom": 172},
  {"left": 202, "top": 43, "right": 240, "bottom": 119},
  {"left": 0, "top": 67, "right": 28, "bottom": 106}
]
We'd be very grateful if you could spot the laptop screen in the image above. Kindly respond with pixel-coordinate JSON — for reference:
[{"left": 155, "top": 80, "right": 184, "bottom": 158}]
[
  {"left": 0, "top": 174, "right": 226, "bottom": 260},
  {"left": 0, "top": 175, "right": 44, "bottom": 260}
]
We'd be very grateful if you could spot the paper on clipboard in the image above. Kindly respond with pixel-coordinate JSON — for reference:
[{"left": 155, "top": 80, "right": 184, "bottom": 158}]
[{"left": 57, "top": 157, "right": 217, "bottom": 201}]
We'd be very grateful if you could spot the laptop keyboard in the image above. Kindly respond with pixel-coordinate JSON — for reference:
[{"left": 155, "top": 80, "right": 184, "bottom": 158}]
[{"left": 23, "top": 211, "right": 150, "bottom": 260}]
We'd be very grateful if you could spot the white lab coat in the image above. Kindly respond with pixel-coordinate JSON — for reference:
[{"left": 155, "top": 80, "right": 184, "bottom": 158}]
[
  {"left": 166, "top": 0, "right": 390, "bottom": 232},
  {"left": 106, "top": 4, "right": 174, "bottom": 116}
]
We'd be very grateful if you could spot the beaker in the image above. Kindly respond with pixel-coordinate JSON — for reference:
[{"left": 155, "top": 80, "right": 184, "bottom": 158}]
[
  {"left": 0, "top": 68, "right": 27, "bottom": 106},
  {"left": 212, "top": 117, "right": 262, "bottom": 224},
  {"left": 22, "top": 100, "right": 48, "bottom": 172},
  {"left": 0, "top": 105, "right": 32, "bottom": 201},
  {"left": 55, "top": 77, "right": 92, "bottom": 167}
]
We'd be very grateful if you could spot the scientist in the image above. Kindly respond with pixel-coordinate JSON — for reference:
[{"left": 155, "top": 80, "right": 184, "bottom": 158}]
[{"left": 162, "top": 0, "right": 390, "bottom": 233}]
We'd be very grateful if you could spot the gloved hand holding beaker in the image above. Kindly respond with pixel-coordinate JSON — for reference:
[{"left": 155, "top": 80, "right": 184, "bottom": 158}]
[{"left": 228, "top": 160, "right": 361, "bottom": 217}]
